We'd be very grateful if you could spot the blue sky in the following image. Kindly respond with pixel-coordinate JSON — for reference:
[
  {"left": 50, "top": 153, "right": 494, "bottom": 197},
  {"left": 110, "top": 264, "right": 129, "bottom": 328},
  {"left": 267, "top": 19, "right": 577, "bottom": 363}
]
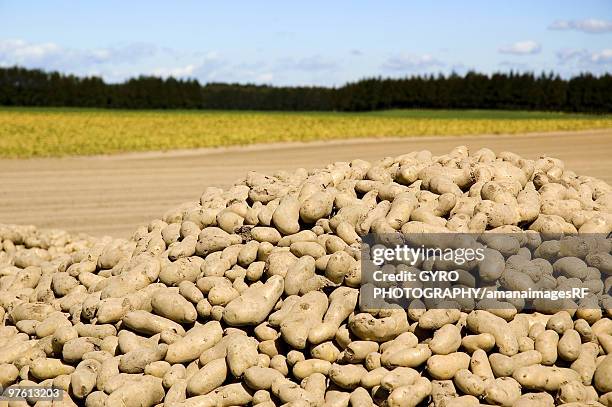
[{"left": 0, "top": 0, "right": 610, "bottom": 86}]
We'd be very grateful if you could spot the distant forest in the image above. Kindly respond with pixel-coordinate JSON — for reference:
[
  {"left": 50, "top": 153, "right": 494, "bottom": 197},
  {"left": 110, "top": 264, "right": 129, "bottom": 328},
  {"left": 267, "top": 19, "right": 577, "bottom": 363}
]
[{"left": 1, "top": 66, "right": 611, "bottom": 112}]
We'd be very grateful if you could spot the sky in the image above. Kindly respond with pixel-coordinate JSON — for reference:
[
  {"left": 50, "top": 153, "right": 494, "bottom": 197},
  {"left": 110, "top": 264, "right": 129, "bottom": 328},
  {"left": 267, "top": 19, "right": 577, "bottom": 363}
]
[{"left": 0, "top": 0, "right": 611, "bottom": 86}]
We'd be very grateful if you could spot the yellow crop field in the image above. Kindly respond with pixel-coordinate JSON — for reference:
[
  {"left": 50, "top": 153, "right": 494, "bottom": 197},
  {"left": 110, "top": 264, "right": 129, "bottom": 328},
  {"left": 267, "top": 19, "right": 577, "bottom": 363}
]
[{"left": 1, "top": 108, "right": 611, "bottom": 158}]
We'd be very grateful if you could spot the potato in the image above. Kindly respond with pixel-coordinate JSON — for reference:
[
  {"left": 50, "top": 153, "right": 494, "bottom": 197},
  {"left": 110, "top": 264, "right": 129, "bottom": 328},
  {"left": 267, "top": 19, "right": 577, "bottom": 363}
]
[
  {"left": 349, "top": 386, "right": 375, "bottom": 406},
  {"left": 349, "top": 308, "right": 409, "bottom": 342},
  {"left": 558, "top": 380, "right": 595, "bottom": 404},
  {"left": 280, "top": 291, "right": 328, "bottom": 349},
  {"left": 428, "top": 378, "right": 458, "bottom": 407},
  {"left": 144, "top": 360, "right": 171, "bottom": 378},
  {"left": 335, "top": 220, "right": 361, "bottom": 245},
  {"left": 342, "top": 341, "right": 378, "bottom": 363},
  {"left": 600, "top": 392, "right": 612, "bottom": 407},
  {"left": 158, "top": 257, "right": 202, "bottom": 286},
  {"left": 466, "top": 310, "right": 519, "bottom": 356},
  {"left": 96, "top": 356, "right": 119, "bottom": 392},
  {"left": 75, "top": 323, "right": 117, "bottom": 339},
  {"left": 512, "top": 350, "right": 542, "bottom": 372},
  {"left": 151, "top": 289, "right": 197, "bottom": 324},
  {"left": 29, "top": 357, "right": 75, "bottom": 380},
  {"left": 308, "top": 287, "right": 358, "bottom": 344},
  {"left": 419, "top": 307, "right": 462, "bottom": 330},
  {"left": 223, "top": 275, "right": 284, "bottom": 326},
  {"left": 105, "top": 376, "right": 165, "bottom": 407},
  {"left": 293, "top": 359, "right": 332, "bottom": 380},
  {"left": 535, "top": 329, "right": 559, "bottom": 365},
  {"left": 204, "top": 383, "right": 254, "bottom": 405},
  {"left": 243, "top": 366, "right": 285, "bottom": 390},
  {"left": 166, "top": 321, "right": 223, "bottom": 364},
  {"left": 226, "top": 334, "right": 259, "bottom": 377},
  {"left": 187, "top": 357, "right": 227, "bottom": 396},
  {"left": 329, "top": 363, "right": 369, "bottom": 390},
  {"left": 117, "top": 330, "right": 157, "bottom": 354},
  {"left": 71, "top": 359, "right": 101, "bottom": 399},
  {"left": 324, "top": 250, "right": 356, "bottom": 284},
  {"left": 429, "top": 324, "right": 461, "bottom": 355},
  {"left": 427, "top": 352, "right": 470, "bottom": 380},
  {"left": 290, "top": 241, "right": 326, "bottom": 259},
  {"left": 512, "top": 392, "right": 555, "bottom": 407},
  {"left": 547, "top": 310, "right": 574, "bottom": 334},
  {"left": 570, "top": 342, "right": 600, "bottom": 387},
  {"left": 0, "top": 363, "right": 19, "bottom": 387},
  {"left": 122, "top": 310, "right": 186, "bottom": 336},
  {"left": 162, "top": 364, "right": 187, "bottom": 390},
  {"left": 462, "top": 333, "right": 496, "bottom": 353},
  {"left": 360, "top": 366, "right": 389, "bottom": 388},
  {"left": 165, "top": 380, "right": 188, "bottom": 404},
  {"left": 553, "top": 257, "right": 588, "bottom": 279},
  {"left": 85, "top": 391, "right": 108, "bottom": 407},
  {"left": 454, "top": 368, "right": 486, "bottom": 397},
  {"left": 270, "top": 355, "right": 289, "bottom": 376},
  {"left": 9, "top": 302, "right": 55, "bottom": 323},
  {"left": 471, "top": 349, "right": 494, "bottom": 379},
  {"left": 119, "top": 344, "right": 167, "bottom": 373},
  {"left": 195, "top": 227, "right": 234, "bottom": 256},
  {"left": 279, "top": 230, "right": 318, "bottom": 247},
  {"left": 387, "top": 377, "right": 432, "bottom": 407},
  {"left": 595, "top": 355, "right": 612, "bottom": 393},
  {"left": 96, "top": 297, "right": 133, "bottom": 324},
  {"left": 385, "top": 193, "right": 418, "bottom": 230},
  {"left": 284, "top": 256, "right": 316, "bottom": 296},
  {"left": 513, "top": 365, "right": 581, "bottom": 391},
  {"left": 381, "top": 343, "right": 430, "bottom": 369},
  {"left": 483, "top": 377, "right": 522, "bottom": 406},
  {"left": 380, "top": 367, "right": 420, "bottom": 391},
  {"left": 264, "top": 251, "right": 298, "bottom": 278},
  {"left": 518, "top": 336, "right": 535, "bottom": 352},
  {"left": 558, "top": 329, "right": 582, "bottom": 362},
  {"left": 251, "top": 227, "right": 282, "bottom": 244},
  {"left": 489, "top": 353, "right": 514, "bottom": 378},
  {"left": 270, "top": 195, "right": 300, "bottom": 235}
]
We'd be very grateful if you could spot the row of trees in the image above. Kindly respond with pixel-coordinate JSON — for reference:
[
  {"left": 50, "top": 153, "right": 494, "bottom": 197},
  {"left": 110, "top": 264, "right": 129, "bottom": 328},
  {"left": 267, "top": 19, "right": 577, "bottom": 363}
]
[{"left": 1, "top": 66, "right": 610, "bottom": 112}]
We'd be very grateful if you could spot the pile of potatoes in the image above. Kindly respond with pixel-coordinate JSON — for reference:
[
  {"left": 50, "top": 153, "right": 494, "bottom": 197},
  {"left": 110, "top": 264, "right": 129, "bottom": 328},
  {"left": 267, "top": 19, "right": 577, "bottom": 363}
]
[{"left": 1, "top": 146, "right": 611, "bottom": 407}]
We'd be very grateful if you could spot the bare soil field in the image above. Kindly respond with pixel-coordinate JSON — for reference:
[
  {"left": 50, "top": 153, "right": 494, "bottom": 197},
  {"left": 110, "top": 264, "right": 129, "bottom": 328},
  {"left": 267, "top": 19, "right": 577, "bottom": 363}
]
[{"left": 1, "top": 130, "right": 610, "bottom": 238}]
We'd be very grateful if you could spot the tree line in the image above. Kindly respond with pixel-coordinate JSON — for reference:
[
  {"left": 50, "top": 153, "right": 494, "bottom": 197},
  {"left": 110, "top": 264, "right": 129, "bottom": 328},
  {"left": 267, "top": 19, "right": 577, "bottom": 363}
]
[{"left": 1, "top": 66, "right": 611, "bottom": 112}]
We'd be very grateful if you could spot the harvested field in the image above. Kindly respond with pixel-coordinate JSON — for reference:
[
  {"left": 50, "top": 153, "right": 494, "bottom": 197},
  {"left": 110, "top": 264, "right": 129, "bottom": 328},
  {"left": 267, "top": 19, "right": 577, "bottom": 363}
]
[{"left": 1, "top": 130, "right": 611, "bottom": 237}]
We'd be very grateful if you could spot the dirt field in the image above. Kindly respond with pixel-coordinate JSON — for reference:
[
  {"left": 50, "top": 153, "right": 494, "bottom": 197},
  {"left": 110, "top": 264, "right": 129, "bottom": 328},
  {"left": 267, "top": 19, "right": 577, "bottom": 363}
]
[{"left": 1, "top": 130, "right": 610, "bottom": 238}]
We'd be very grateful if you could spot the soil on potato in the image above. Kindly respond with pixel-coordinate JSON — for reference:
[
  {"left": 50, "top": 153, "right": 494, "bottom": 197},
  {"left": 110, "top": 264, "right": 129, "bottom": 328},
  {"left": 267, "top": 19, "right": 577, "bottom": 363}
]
[{"left": 0, "top": 130, "right": 610, "bottom": 237}]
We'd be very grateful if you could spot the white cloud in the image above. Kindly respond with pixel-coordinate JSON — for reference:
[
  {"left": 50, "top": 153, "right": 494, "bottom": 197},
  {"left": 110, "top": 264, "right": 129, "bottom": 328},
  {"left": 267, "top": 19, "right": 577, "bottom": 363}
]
[
  {"left": 590, "top": 49, "right": 612, "bottom": 63},
  {"left": 0, "top": 39, "right": 61, "bottom": 64},
  {"left": 549, "top": 19, "right": 612, "bottom": 34},
  {"left": 279, "top": 55, "right": 336, "bottom": 72},
  {"left": 381, "top": 53, "right": 444, "bottom": 71},
  {"left": 499, "top": 40, "right": 541, "bottom": 55},
  {"left": 556, "top": 48, "right": 588, "bottom": 63},
  {"left": 552, "top": 47, "right": 612, "bottom": 76},
  {"left": 0, "top": 38, "right": 228, "bottom": 82},
  {"left": 151, "top": 64, "right": 196, "bottom": 78},
  {"left": 0, "top": 38, "right": 159, "bottom": 71},
  {"left": 256, "top": 73, "right": 274, "bottom": 82},
  {"left": 555, "top": 48, "right": 612, "bottom": 66}
]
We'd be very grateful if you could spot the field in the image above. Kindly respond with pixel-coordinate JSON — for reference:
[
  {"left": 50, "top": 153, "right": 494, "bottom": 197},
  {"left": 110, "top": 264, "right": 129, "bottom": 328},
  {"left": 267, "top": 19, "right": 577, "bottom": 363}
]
[
  {"left": 1, "top": 108, "right": 611, "bottom": 158},
  {"left": 1, "top": 130, "right": 610, "bottom": 237}
]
